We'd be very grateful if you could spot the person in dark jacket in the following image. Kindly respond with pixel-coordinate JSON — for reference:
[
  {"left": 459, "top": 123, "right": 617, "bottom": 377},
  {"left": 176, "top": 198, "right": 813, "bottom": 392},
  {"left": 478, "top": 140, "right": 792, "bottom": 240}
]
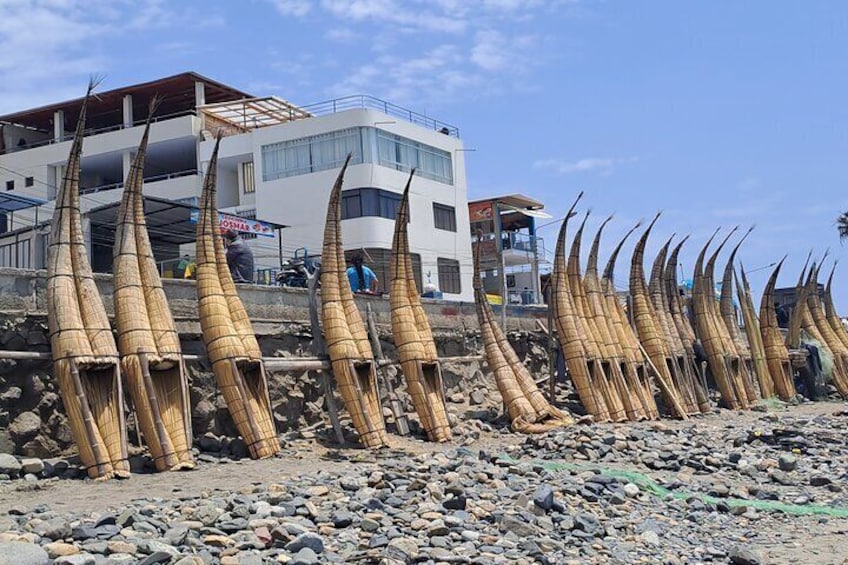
[{"left": 224, "top": 229, "right": 254, "bottom": 283}]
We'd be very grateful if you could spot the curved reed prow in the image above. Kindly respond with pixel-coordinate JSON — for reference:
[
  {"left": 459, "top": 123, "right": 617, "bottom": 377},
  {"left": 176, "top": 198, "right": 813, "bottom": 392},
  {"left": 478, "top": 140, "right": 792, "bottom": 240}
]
[
  {"left": 321, "top": 156, "right": 389, "bottom": 448},
  {"left": 47, "top": 80, "right": 129, "bottom": 480},
  {"left": 196, "top": 135, "right": 280, "bottom": 459},
  {"left": 759, "top": 259, "right": 796, "bottom": 400},
  {"left": 389, "top": 171, "right": 451, "bottom": 441}
]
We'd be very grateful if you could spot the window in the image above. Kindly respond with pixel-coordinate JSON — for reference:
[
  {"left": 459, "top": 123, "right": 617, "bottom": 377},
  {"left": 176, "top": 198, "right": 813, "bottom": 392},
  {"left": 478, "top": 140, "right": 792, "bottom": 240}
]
[
  {"left": 24, "top": 177, "right": 34, "bottom": 188},
  {"left": 377, "top": 130, "right": 453, "bottom": 185},
  {"left": 0, "top": 239, "right": 31, "bottom": 268},
  {"left": 342, "top": 188, "right": 403, "bottom": 221},
  {"left": 437, "top": 258, "right": 461, "bottom": 294},
  {"left": 242, "top": 162, "right": 255, "bottom": 193},
  {"left": 5, "top": 180, "right": 13, "bottom": 191},
  {"left": 262, "top": 128, "right": 364, "bottom": 181},
  {"left": 433, "top": 203, "right": 456, "bottom": 232}
]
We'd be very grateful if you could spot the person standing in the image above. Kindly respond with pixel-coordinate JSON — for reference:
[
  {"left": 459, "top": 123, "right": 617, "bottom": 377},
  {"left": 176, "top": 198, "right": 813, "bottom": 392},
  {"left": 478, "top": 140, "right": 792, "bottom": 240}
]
[
  {"left": 175, "top": 254, "right": 190, "bottom": 279},
  {"left": 346, "top": 252, "right": 378, "bottom": 293},
  {"left": 224, "top": 229, "right": 254, "bottom": 283}
]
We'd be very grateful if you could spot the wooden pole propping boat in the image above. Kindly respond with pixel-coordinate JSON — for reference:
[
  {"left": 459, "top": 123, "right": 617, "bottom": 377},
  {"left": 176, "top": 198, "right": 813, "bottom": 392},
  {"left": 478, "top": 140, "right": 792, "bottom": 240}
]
[
  {"left": 47, "top": 80, "right": 129, "bottom": 480},
  {"left": 736, "top": 265, "right": 776, "bottom": 399},
  {"left": 196, "top": 134, "right": 280, "bottom": 459}
]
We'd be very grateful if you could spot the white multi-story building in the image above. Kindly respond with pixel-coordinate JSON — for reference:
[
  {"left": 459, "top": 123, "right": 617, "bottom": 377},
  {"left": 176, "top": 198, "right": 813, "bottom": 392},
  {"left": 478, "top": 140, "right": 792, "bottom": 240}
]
[{"left": 0, "top": 72, "right": 473, "bottom": 300}]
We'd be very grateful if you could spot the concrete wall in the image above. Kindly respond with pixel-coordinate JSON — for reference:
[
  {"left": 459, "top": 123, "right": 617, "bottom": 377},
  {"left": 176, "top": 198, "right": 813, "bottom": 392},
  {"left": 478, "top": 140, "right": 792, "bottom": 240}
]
[{"left": 0, "top": 267, "right": 548, "bottom": 334}]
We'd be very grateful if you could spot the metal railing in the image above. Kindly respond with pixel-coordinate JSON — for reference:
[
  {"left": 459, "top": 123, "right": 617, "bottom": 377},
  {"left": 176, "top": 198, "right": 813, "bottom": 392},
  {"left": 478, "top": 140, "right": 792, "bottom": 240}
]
[
  {"left": 0, "top": 110, "right": 198, "bottom": 155},
  {"left": 299, "top": 95, "right": 460, "bottom": 137},
  {"left": 80, "top": 169, "right": 198, "bottom": 195}
]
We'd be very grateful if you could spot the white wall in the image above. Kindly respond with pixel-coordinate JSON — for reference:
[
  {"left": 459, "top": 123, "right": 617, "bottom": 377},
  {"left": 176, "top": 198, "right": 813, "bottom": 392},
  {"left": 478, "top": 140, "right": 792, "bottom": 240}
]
[{"left": 201, "top": 109, "right": 473, "bottom": 301}]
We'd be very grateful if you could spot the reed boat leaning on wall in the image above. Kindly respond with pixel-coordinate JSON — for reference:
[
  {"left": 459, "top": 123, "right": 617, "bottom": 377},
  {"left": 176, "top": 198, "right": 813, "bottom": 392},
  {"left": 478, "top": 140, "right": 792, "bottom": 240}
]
[
  {"left": 196, "top": 135, "right": 280, "bottom": 459},
  {"left": 628, "top": 215, "right": 689, "bottom": 418},
  {"left": 601, "top": 222, "right": 660, "bottom": 420},
  {"left": 321, "top": 156, "right": 389, "bottom": 448},
  {"left": 472, "top": 232, "right": 573, "bottom": 433},
  {"left": 824, "top": 265, "right": 848, "bottom": 352},
  {"left": 47, "top": 82, "right": 129, "bottom": 480},
  {"left": 736, "top": 265, "right": 775, "bottom": 399},
  {"left": 389, "top": 172, "right": 451, "bottom": 442},
  {"left": 759, "top": 260, "right": 796, "bottom": 400},
  {"left": 803, "top": 264, "right": 848, "bottom": 396},
  {"left": 113, "top": 99, "right": 194, "bottom": 471}
]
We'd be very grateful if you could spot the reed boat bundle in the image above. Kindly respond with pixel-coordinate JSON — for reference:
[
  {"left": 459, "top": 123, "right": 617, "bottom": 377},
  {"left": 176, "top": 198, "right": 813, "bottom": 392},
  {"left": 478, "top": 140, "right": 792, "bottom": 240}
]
[
  {"left": 584, "top": 218, "right": 652, "bottom": 420},
  {"left": 719, "top": 229, "right": 755, "bottom": 364},
  {"left": 473, "top": 234, "right": 573, "bottom": 433},
  {"left": 552, "top": 194, "right": 610, "bottom": 421},
  {"left": 663, "top": 237, "right": 711, "bottom": 413},
  {"left": 389, "top": 173, "right": 451, "bottom": 442},
  {"left": 824, "top": 265, "right": 848, "bottom": 352},
  {"left": 568, "top": 213, "right": 627, "bottom": 421},
  {"left": 196, "top": 135, "right": 279, "bottom": 459},
  {"left": 706, "top": 231, "right": 757, "bottom": 403},
  {"left": 803, "top": 264, "right": 848, "bottom": 396},
  {"left": 759, "top": 260, "right": 796, "bottom": 400},
  {"left": 601, "top": 223, "right": 660, "bottom": 419},
  {"left": 628, "top": 216, "right": 690, "bottom": 418},
  {"left": 785, "top": 253, "right": 812, "bottom": 350},
  {"left": 113, "top": 100, "right": 193, "bottom": 472},
  {"left": 736, "top": 266, "right": 776, "bottom": 399},
  {"left": 321, "top": 156, "right": 389, "bottom": 448},
  {"left": 47, "top": 82, "right": 129, "bottom": 480}
]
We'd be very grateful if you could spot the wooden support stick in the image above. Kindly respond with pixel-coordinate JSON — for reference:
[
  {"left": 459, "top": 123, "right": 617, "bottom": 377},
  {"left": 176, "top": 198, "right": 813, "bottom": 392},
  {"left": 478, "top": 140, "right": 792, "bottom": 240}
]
[
  {"left": 67, "top": 353, "right": 109, "bottom": 477},
  {"left": 138, "top": 350, "right": 174, "bottom": 465},
  {"left": 366, "top": 304, "right": 409, "bottom": 436},
  {"left": 636, "top": 342, "right": 689, "bottom": 420}
]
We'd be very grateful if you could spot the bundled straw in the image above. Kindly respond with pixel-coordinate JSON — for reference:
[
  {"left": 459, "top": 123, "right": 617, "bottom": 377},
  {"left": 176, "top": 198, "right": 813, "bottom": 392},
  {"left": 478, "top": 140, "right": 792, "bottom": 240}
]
[
  {"left": 320, "top": 156, "right": 389, "bottom": 448},
  {"left": 803, "top": 264, "right": 848, "bottom": 396},
  {"left": 736, "top": 266, "right": 776, "bottom": 399},
  {"left": 389, "top": 171, "right": 451, "bottom": 442},
  {"left": 628, "top": 215, "right": 689, "bottom": 418},
  {"left": 113, "top": 98, "right": 194, "bottom": 471},
  {"left": 601, "top": 223, "right": 660, "bottom": 419},
  {"left": 196, "top": 135, "right": 280, "bottom": 459},
  {"left": 759, "top": 260, "right": 796, "bottom": 400},
  {"left": 47, "top": 80, "right": 129, "bottom": 480},
  {"left": 473, "top": 233, "right": 573, "bottom": 433}
]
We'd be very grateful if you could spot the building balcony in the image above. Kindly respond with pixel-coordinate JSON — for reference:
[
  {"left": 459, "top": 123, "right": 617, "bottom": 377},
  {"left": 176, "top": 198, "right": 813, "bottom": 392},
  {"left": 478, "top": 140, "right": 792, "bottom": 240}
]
[{"left": 501, "top": 232, "right": 545, "bottom": 267}]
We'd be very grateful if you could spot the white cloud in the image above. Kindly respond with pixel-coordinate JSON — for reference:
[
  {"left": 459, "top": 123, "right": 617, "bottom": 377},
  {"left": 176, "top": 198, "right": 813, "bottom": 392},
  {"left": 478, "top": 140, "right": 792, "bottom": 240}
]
[
  {"left": 270, "top": 0, "right": 312, "bottom": 17},
  {"left": 325, "top": 27, "right": 360, "bottom": 43},
  {"left": 534, "top": 156, "right": 638, "bottom": 176}
]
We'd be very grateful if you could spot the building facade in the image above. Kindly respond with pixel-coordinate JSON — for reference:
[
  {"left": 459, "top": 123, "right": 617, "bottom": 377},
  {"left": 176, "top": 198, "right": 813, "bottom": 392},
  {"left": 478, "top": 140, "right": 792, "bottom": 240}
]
[{"left": 0, "top": 73, "right": 474, "bottom": 301}]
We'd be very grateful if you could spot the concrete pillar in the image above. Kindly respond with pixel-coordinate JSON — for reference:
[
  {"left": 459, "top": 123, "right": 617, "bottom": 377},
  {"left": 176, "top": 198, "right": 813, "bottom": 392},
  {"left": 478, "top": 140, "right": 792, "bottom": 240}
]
[
  {"left": 122, "top": 151, "right": 133, "bottom": 183},
  {"left": 122, "top": 95, "right": 133, "bottom": 128},
  {"left": 53, "top": 110, "right": 64, "bottom": 142},
  {"left": 195, "top": 81, "right": 206, "bottom": 108},
  {"left": 52, "top": 165, "right": 63, "bottom": 200}
]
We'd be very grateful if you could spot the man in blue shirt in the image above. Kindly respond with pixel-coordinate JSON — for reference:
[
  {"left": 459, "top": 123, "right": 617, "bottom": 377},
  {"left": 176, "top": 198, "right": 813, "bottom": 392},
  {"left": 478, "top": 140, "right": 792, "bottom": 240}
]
[{"left": 347, "top": 253, "right": 378, "bottom": 293}]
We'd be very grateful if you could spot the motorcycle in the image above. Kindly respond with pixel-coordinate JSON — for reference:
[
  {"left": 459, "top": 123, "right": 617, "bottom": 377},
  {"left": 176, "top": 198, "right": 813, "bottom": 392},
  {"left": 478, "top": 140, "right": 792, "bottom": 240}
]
[{"left": 276, "top": 248, "right": 321, "bottom": 288}]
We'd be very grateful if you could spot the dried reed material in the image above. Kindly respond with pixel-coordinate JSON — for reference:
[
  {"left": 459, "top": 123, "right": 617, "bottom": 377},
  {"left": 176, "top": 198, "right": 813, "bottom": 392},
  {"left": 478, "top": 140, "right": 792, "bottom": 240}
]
[
  {"left": 823, "top": 265, "right": 848, "bottom": 351},
  {"left": 473, "top": 237, "right": 573, "bottom": 433},
  {"left": 786, "top": 252, "right": 812, "bottom": 349},
  {"left": 664, "top": 237, "right": 711, "bottom": 413},
  {"left": 601, "top": 223, "right": 660, "bottom": 419},
  {"left": 568, "top": 213, "right": 626, "bottom": 421},
  {"left": 113, "top": 100, "right": 193, "bottom": 471},
  {"left": 803, "top": 264, "right": 848, "bottom": 396},
  {"left": 736, "top": 266, "right": 776, "bottom": 399},
  {"left": 629, "top": 215, "right": 689, "bottom": 418},
  {"left": 321, "top": 156, "right": 389, "bottom": 448},
  {"left": 703, "top": 229, "right": 756, "bottom": 404},
  {"left": 389, "top": 172, "right": 451, "bottom": 442},
  {"left": 552, "top": 193, "right": 610, "bottom": 421},
  {"left": 196, "top": 135, "right": 279, "bottom": 459},
  {"left": 759, "top": 260, "right": 796, "bottom": 400},
  {"left": 47, "top": 81, "right": 129, "bottom": 480},
  {"left": 583, "top": 217, "right": 645, "bottom": 421}
]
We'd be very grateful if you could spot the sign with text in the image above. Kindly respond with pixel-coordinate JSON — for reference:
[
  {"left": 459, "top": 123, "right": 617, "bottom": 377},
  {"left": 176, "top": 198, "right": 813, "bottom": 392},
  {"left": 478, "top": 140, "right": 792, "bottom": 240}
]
[{"left": 189, "top": 211, "right": 276, "bottom": 238}]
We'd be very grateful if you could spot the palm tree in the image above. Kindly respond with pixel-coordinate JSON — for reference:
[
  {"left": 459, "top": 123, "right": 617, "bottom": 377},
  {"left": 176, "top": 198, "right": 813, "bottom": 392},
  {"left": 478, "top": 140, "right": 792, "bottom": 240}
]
[{"left": 839, "top": 212, "right": 848, "bottom": 243}]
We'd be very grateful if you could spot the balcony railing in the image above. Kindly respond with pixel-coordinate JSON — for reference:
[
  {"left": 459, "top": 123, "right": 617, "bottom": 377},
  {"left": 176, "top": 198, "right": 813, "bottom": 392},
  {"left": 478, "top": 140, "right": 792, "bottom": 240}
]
[
  {"left": 298, "top": 95, "right": 460, "bottom": 138},
  {"left": 80, "top": 169, "right": 198, "bottom": 195},
  {"left": 502, "top": 232, "right": 545, "bottom": 256}
]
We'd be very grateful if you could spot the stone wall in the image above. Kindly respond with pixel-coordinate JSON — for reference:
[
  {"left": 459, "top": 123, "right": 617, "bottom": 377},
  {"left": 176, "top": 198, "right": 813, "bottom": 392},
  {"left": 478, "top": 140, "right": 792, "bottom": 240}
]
[{"left": 0, "top": 313, "right": 554, "bottom": 459}]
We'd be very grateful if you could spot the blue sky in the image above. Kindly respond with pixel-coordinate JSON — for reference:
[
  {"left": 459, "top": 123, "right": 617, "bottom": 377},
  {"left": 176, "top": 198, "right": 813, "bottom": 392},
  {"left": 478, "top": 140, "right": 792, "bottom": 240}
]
[{"left": 1, "top": 1, "right": 847, "bottom": 307}]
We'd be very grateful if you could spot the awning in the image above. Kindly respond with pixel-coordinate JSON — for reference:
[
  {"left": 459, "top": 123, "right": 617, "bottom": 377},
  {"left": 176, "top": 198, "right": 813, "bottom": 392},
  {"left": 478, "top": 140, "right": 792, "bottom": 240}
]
[
  {"left": 499, "top": 204, "right": 552, "bottom": 219},
  {"left": 0, "top": 192, "right": 47, "bottom": 213}
]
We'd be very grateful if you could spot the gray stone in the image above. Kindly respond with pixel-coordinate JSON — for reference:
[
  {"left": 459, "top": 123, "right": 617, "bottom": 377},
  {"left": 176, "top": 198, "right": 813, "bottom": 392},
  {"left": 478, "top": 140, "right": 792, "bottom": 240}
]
[
  {"left": 285, "top": 532, "right": 324, "bottom": 554},
  {"left": 623, "top": 483, "right": 640, "bottom": 497},
  {"left": 386, "top": 537, "right": 419, "bottom": 561},
  {"left": 9, "top": 412, "right": 41, "bottom": 443},
  {"left": 19, "top": 458, "right": 43, "bottom": 475},
  {"left": 778, "top": 453, "right": 797, "bottom": 472},
  {"left": 36, "top": 517, "right": 71, "bottom": 540},
  {"left": 0, "top": 387, "right": 21, "bottom": 402},
  {"left": 331, "top": 511, "right": 353, "bottom": 528},
  {"left": 53, "top": 556, "right": 96, "bottom": 565},
  {"left": 290, "top": 547, "right": 319, "bottom": 565},
  {"left": 137, "top": 551, "right": 173, "bottom": 565},
  {"left": 0, "top": 454, "right": 20, "bottom": 477},
  {"left": 0, "top": 542, "right": 49, "bottom": 565},
  {"left": 728, "top": 544, "right": 763, "bottom": 565},
  {"left": 470, "top": 389, "right": 486, "bottom": 405},
  {"left": 641, "top": 530, "right": 660, "bottom": 546},
  {"left": 533, "top": 484, "right": 554, "bottom": 510}
]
